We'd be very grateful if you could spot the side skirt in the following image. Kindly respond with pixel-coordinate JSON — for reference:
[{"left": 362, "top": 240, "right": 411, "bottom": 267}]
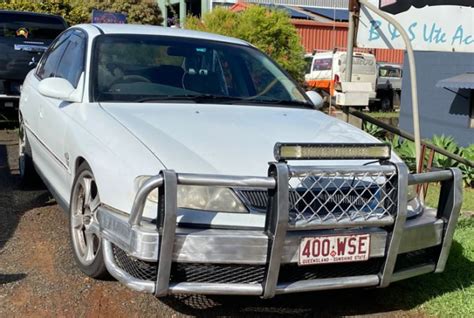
[{"left": 35, "top": 163, "right": 70, "bottom": 213}]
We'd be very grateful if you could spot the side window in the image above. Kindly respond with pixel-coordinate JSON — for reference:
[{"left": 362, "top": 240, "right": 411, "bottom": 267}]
[
  {"left": 36, "top": 31, "right": 71, "bottom": 80},
  {"left": 241, "top": 54, "right": 289, "bottom": 100},
  {"left": 56, "top": 30, "right": 86, "bottom": 88}
]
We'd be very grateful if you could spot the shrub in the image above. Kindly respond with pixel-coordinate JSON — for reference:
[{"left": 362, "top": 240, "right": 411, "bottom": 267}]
[
  {"left": 186, "top": 6, "right": 306, "bottom": 82},
  {"left": 396, "top": 138, "right": 417, "bottom": 172},
  {"left": 459, "top": 144, "right": 474, "bottom": 187},
  {"left": 91, "top": 0, "right": 163, "bottom": 25},
  {"left": 0, "top": 0, "right": 86, "bottom": 25},
  {"left": 1, "top": 0, "right": 163, "bottom": 26},
  {"left": 429, "top": 134, "right": 459, "bottom": 169},
  {"left": 363, "top": 121, "right": 385, "bottom": 139}
]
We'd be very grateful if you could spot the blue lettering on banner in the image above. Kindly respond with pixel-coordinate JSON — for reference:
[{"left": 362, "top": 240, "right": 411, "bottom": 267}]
[
  {"left": 388, "top": 23, "right": 400, "bottom": 40},
  {"left": 367, "top": 20, "right": 473, "bottom": 48},
  {"left": 369, "top": 20, "right": 382, "bottom": 41},
  {"left": 408, "top": 22, "right": 418, "bottom": 41}
]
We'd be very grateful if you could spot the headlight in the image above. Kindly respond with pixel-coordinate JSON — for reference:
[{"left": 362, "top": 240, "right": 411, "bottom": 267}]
[
  {"left": 178, "top": 185, "right": 248, "bottom": 213},
  {"left": 135, "top": 176, "right": 247, "bottom": 213},
  {"left": 407, "top": 185, "right": 417, "bottom": 201},
  {"left": 407, "top": 185, "right": 423, "bottom": 218},
  {"left": 135, "top": 176, "right": 159, "bottom": 203}
]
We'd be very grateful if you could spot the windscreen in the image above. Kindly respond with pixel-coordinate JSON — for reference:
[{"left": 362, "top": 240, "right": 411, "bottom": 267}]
[
  {"left": 92, "top": 34, "right": 308, "bottom": 106},
  {"left": 0, "top": 12, "right": 66, "bottom": 40},
  {"left": 379, "top": 66, "right": 402, "bottom": 78}
]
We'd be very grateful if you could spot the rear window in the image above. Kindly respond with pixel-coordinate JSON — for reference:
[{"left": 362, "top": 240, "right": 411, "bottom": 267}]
[
  {"left": 0, "top": 12, "right": 66, "bottom": 40},
  {"left": 379, "top": 66, "right": 402, "bottom": 78},
  {"left": 341, "top": 54, "right": 376, "bottom": 75},
  {"left": 312, "top": 58, "right": 333, "bottom": 71}
]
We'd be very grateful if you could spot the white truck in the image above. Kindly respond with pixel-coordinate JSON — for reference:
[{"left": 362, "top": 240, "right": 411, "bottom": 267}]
[
  {"left": 305, "top": 51, "right": 377, "bottom": 103},
  {"left": 376, "top": 62, "right": 403, "bottom": 111}
]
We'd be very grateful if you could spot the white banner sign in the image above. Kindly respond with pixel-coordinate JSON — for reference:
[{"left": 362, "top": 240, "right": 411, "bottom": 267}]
[{"left": 358, "top": 0, "right": 474, "bottom": 52}]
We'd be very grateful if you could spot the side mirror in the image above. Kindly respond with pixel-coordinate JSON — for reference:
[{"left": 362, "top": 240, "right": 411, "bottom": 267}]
[
  {"left": 38, "top": 77, "right": 81, "bottom": 103},
  {"left": 306, "top": 91, "right": 324, "bottom": 109}
]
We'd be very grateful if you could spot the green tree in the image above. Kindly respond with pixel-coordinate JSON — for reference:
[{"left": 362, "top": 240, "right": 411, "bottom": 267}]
[
  {"left": 0, "top": 0, "right": 163, "bottom": 26},
  {"left": 91, "top": 0, "right": 162, "bottom": 25},
  {"left": 186, "top": 6, "right": 306, "bottom": 82}
]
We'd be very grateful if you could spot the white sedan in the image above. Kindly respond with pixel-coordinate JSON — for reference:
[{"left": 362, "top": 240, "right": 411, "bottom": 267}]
[{"left": 19, "top": 24, "right": 462, "bottom": 297}]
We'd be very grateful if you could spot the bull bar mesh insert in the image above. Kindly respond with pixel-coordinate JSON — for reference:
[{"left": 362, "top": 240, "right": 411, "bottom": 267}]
[
  {"left": 288, "top": 166, "right": 398, "bottom": 227},
  {"left": 238, "top": 166, "right": 398, "bottom": 228}
]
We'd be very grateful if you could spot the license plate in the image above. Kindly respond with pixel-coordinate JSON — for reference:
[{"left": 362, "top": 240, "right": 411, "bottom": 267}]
[{"left": 298, "top": 234, "right": 370, "bottom": 266}]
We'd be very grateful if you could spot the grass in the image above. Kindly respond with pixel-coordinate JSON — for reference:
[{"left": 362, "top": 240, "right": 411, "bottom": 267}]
[
  {"left": 391, "top": 185, "right": 474, "bottom": 316},
  {"left": 421, "top": 217, "right": 474, "bottom": 317},
  {"left": 425, "top": 184, "right": 474, "bottom": 213}
]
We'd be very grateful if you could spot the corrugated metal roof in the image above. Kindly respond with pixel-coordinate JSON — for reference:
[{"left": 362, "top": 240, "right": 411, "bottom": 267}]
[
  {"left": 436, "top": 73, "right": 474, "bottom": 89},
  {"left": 247, "top": 0, "right": 348, "bottom": 10},
  {"left": 274, "top": 5, "right": 313, "bottom": 19},
  {"left": 303, "top": 7, "right": 349, "bottom": 21}
]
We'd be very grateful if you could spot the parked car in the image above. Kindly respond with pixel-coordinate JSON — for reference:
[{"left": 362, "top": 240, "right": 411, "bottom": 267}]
[
  {"left": 19, "top": 24, "right": 462, "bottom": 298},
  {"left": 304, "top": 51, "right": 377, "bottom": 101},
  {"left": 0, "top": 10, "right": 67, "bottom": 111},
  {"left": 375, "top": 62, "right": 403, "bottom": 111}
]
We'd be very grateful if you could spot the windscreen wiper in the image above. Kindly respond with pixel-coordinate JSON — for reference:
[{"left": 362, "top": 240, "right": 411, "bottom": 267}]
[
  {"left": 136, "top": 94, "right": 248, "bottom": 103},
  {"left": 136, "top": 95, "right": 312, "bottom": 108},
  {"left": 243, "top": 99, "right": 313, "bottom": 108}
]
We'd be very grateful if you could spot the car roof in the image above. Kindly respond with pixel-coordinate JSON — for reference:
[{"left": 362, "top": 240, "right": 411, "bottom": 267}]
[
  {"left": 310, "top": 51, "right": 375, "bottom": 59},
  {"left": 377, "top": 62, "right": 403, "bottom": 68},
  {"left": 0, "top": 10, "right": 66, "bottom": 19},
  {"left": 85, "top": 23, "right": 250, "bottom": 47}
]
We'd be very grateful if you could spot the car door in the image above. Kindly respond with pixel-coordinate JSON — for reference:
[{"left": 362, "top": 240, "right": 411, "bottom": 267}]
[
  {"left": 25, "top": 30, "right": 72, "bottom": 178},
  {"left": 34, "top": 29, "right": 86, "bottom": 201}
]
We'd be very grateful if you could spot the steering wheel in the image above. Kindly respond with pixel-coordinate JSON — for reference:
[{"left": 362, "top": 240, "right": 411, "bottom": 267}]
[
  {"left": 249, "top": 78, "right": 279, "bottom": 99},
  {"left": 110, "top": 75, "right": 151, "bottom": 86}
]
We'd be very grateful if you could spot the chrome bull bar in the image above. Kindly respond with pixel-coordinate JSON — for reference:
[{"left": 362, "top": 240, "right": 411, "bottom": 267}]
[{"left": 101, "top": 163, "right": 463, "bottom": 297}]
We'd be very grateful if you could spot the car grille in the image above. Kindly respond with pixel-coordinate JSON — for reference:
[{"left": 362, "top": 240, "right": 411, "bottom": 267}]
[
  {"left": 112, "top": 244, "right": 158, "bottom": 281},
  {"left": 394, "top": 247, "right": 439, "bottom": 272},
  {"left": 170, "top": 263, "right": 266, "bottom": 284}
]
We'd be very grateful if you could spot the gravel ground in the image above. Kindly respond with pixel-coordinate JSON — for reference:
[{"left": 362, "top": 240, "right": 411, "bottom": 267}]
[{"left": 0, "top": 128, "right": 425, "bottom": 317}]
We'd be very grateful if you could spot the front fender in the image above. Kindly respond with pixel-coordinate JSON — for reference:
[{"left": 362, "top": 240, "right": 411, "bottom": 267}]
[{"left": 65, "top": 103, "right": 164, "bottom": 218}]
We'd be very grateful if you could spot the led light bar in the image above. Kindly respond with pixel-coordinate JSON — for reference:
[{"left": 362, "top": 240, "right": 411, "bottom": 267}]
[{"left": 274, "top": 143, "right": 391, "bottom": 161}]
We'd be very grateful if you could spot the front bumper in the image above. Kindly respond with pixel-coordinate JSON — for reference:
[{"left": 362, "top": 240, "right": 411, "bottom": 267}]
[{"left": 96, "top": 163, "right": 462, "bottom": 298}]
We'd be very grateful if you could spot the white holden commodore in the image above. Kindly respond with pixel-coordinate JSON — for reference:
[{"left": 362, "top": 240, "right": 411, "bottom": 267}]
[{"left": 19, "top": 24, "right": 462, "bottom": 298}]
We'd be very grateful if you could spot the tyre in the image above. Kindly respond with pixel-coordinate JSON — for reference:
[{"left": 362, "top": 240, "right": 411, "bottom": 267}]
[
  {"left": 368, "top": 101, "right": 380, "bottom": 112},
  {"left": 18, "top": 113, "right": 39, "bottom": 185},
  {"left": 380, "top": 95, "right": 394, "bottom": 112},
  {"left": 69, "top": 162, "right": 108, "bottom": 278}
]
